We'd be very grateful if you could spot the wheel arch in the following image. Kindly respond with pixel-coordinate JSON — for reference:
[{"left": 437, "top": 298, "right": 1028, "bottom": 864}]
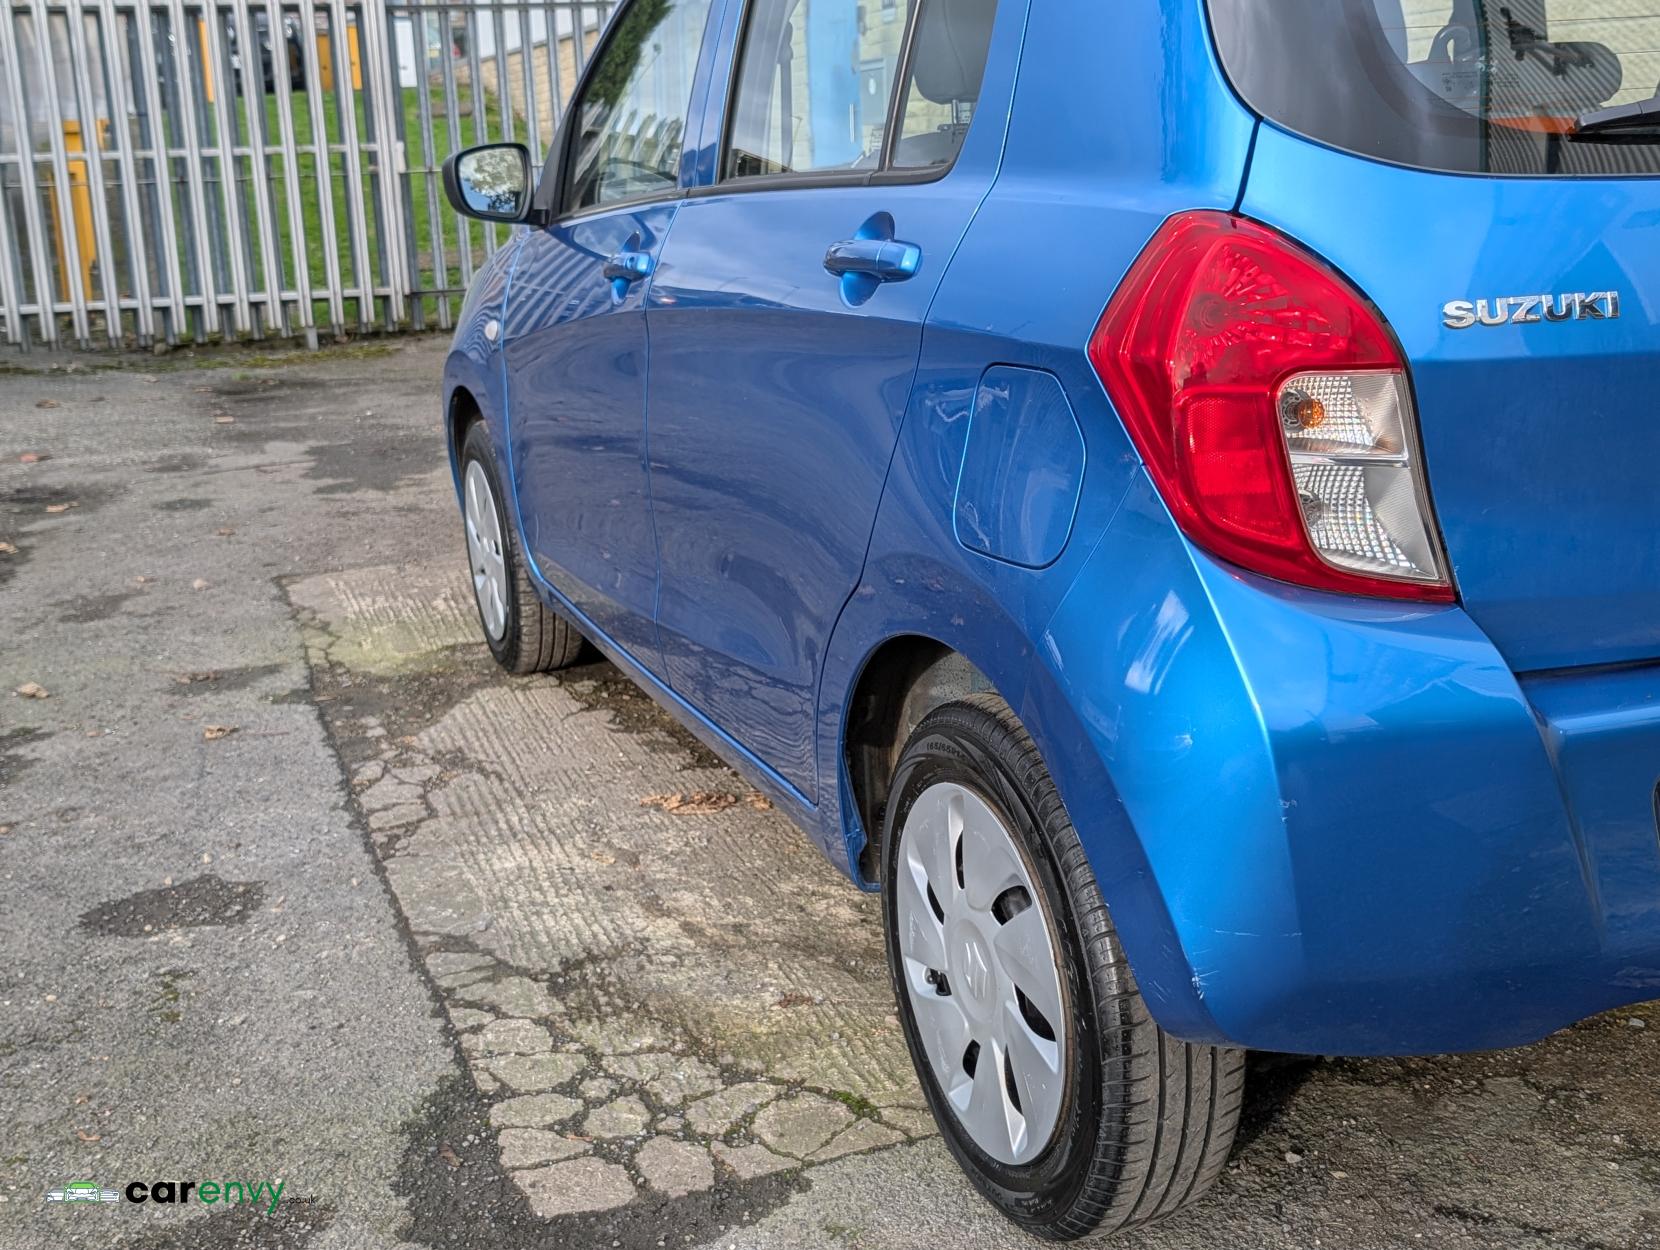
[
  {"left": 820, "top": 580, "right": 1223, "bottom": 1044},
  {"left": 446, "top": 385, "right": 484, "bottom": 488},
  {"left": 843, "top": 635, "right": 996, "bottom": 885},
  {"left": 443, "top": 339, "right": 507, "bottom": 498}
]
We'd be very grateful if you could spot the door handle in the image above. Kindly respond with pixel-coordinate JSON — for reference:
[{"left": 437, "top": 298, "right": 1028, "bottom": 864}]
[
  {"left": 603, "top": 250, "right": 654, "bottom": 284},
  {"left": 823, "top": 237, "right": 922, "bottom": 282}
]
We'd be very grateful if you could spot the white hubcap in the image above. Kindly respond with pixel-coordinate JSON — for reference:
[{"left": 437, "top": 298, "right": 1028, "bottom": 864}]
[
  {"left": 897, "top": 782, "right": 1067, "bottom": 1165},
  {"left": 464, "top": 461, "right": 509, "bottom": 642}
]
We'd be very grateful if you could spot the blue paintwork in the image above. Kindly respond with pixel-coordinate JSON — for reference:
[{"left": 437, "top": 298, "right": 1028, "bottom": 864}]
[
  {"left": 954, "top": 367, "right": 1084, "bottom": 570},
  {"left": 444, "top": 233, "right": 522, "bottom": 483},
  {"left": 640, "top": 0, "right": 1027, "bottom": 795},
  {"left": 504, "top": 206, "right": 678, "bottom": 668},
  {"left": 1243, "top": 124, "right": 1660, "bottom": 672},
  {"left": 443, "top": 0, "right": 1660, "bottom": 1056}
]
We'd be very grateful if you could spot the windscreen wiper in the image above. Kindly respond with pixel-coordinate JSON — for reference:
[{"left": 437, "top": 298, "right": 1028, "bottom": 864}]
[{"left": 1573, "top": 96, "right": 1660, "bottom": 141}]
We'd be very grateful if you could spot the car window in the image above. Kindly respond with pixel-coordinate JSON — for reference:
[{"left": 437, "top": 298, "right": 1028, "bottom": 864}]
[
  {"left": 1208, "top": 0, "right": 1660, "bottom": 176},
  {"left": 723, "top": 0, "right": 997, "bottom": 182},
  {"left": 725, "top": 0, "right": 917, "bottom": 179},
  {"left": 565, "top": 0, "right": 718, "bottom": 213},
  {"left": 890, "top": 0, "right": 996, "bottom": 169}
]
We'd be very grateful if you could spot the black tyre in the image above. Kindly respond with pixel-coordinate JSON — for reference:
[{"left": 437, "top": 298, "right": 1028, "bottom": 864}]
[
  {"left": 881, "top": 693, "right": 1244, "bottom": 1240},
  {"left": 459, "top": 421, "right": 585, "bottom": 675}
]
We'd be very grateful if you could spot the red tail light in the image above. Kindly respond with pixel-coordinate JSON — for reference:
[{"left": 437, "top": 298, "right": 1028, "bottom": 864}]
[{"left": 1089, "top": 212, "right": 1453, "bottom": 603}]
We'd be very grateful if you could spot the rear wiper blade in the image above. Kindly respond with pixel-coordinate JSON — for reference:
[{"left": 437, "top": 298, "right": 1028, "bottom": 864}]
[{"left": 1573, "top": 96, "right": 1660, "bottom": 141}]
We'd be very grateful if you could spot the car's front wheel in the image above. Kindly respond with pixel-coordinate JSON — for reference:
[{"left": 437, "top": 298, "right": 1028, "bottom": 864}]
[
  {"left": 881, "top": 693, "right": 1244, "bottom": 1240},
  {"left": 460, "top": 421, "right": 585, "bottom": 675}
]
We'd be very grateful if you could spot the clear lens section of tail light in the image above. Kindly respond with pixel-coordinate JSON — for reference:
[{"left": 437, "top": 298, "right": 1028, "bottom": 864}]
[{"left": 1276, "top": 371, "right": 1446, "bottom": 584}]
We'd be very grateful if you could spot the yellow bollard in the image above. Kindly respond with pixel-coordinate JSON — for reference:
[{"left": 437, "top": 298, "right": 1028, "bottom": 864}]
[
  {"left": 199, "top": 18, "right": 215, "bottom": 103},
  {"left": 347, "top": 24, "right": 362, "bottom": 92},
  {"left": 45, "top": 120, "right": 100, "bottom": 304},
  {"left": 316, "top": 26, "right": 362, "bottom": 93}
]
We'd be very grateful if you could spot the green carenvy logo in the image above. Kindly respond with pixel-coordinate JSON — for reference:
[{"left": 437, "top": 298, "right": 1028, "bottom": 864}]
[{"left": 45, "top": 1179, "right": 287, "bottom": 1213}]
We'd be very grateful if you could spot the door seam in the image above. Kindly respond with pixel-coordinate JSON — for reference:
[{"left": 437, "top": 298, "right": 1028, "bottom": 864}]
[
  {"left": 641, "top": 201, "right": 686, "bottom": 667},
  {"left": 812, "top": 0, "right": 1037, "bottom": 827}
]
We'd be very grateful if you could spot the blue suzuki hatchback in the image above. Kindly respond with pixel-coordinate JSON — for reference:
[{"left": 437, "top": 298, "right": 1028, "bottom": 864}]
[{"left": 441, "top": 0, "right": 1660, "bottom": 1235}]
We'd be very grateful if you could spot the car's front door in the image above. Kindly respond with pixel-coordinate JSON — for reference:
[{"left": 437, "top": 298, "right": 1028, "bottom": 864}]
[
  {"left": 504, "top": 0, "right": 719, "bottom": 665},
  {"left": 645, "top": 0, "right": 1008, "bottom": 795}
]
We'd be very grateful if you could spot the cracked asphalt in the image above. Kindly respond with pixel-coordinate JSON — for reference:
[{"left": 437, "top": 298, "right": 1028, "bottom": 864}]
[{"left": 1, "top": 337, "right": 1657, "bottom": 1250}]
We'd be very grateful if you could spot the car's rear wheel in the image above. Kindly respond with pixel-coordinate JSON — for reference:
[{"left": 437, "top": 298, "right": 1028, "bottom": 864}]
[
  {"left": 881, "top": 694, "right": 1244, "bottom": 1240},
  {"left": 460, "top": 421, "right": 585, "bottom": 674}
]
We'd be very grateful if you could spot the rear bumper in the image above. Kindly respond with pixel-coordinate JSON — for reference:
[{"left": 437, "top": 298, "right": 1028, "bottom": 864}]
[{"left": 1044, "top": 473, "right": 1660, "bottom": 1055}]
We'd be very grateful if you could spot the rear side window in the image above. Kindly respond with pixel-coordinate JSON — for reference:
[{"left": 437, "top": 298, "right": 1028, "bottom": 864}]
[
  {"left": 892, "top": 0, "right": 997, "bottom": 169},
  {"left": 723, "top": 0, "right": 997, "bottom": 181},
  {"left": 1208, "top": 0, "right": 1660, "bottom": 176},
  {"left": 566, "top": 0, "right": 718, "bottom": 212}
]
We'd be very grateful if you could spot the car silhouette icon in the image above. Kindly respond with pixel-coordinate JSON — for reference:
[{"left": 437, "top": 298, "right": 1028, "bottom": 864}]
[{"left": 46, "top": 1182, "right": 118, "bottom": 1203}]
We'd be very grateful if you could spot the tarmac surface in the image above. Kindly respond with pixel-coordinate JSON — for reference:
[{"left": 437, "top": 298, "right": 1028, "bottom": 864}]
[{"left": 1, "top": 336, "right": 1656, "bottom": 1249}]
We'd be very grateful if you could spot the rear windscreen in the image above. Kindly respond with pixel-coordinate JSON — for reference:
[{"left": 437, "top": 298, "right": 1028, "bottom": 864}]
[{"left": 1207, "top": 1, "right": 1660, "bottom": 175}]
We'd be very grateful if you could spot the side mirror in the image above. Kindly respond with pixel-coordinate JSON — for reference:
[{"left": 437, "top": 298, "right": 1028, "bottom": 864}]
[{"left": 443, "top": 143, "right": 541, "bottom": 224}]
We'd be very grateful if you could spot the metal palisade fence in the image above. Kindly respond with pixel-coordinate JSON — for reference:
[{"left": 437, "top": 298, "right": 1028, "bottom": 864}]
[{"left": 0, "top": 0, "right": 614, "bottom": 351}]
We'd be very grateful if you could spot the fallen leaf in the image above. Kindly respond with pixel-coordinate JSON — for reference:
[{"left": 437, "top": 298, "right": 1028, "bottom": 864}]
[
  {"left": 174, "top": 671, "right": 220, "bottom": 685},
  {"left": 744, "top": 792, "right": 773, "bottom": 812},
  {"left": 191, "top": 578, "right": 210, "bottom": 591},
  {"left": 639, "top": 791, "right": 739, "bottom": 815},
  {"left": 18, "top": 451, "right": 50, "bottom": 463},
  {"left": 44, "top": 501, "right": 78, "bottom": 514},
  {"left": 15, "top": 682, "right": 49, "bottom": 699},
  {"left": 436, "top": 1143, "right": 463, "bottom": 1169},
  {"left": 202, "top": 725, "right": 238, "bottom": 741},
  {"left": 0, "top": 541, "right": 16, "bottom": 555},
  {"left": 774, "top": 991, "right": 814, "bottom": 1009},
  {"left": 589, "top": 850, "right": 617, "bottom": 865},
  {"left": 75, "top": 1130, "right": 101, "bottom": 1143},
  {"left": 35, "top": 399, "right": 59, "bottom": 409}
]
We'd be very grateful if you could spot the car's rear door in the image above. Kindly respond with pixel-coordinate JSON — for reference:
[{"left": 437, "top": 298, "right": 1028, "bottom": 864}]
[
  {"left": 644, "top": 0, "right": 1016, "bottom": 795},
  {"left": 503, "top": 0, "right": 720, "bottom": 667}
]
